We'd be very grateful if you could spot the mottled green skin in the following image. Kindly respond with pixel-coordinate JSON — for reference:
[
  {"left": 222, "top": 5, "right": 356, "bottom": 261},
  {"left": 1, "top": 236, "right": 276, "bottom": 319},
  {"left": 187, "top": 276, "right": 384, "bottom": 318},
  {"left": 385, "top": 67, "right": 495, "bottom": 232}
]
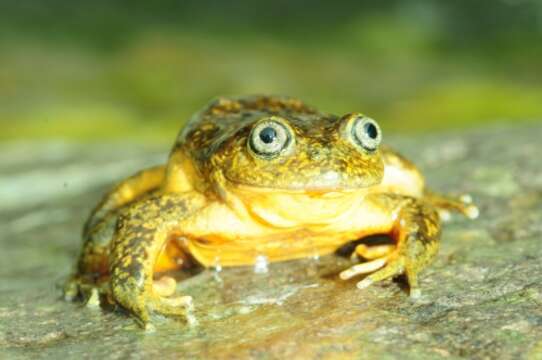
[
  {"left": 179, "top": 96, "right": 384, "bottom": 191},
  {"left": 110, "top": 194, "right": 206, "bottom": 324},
  {"left": 65, "top": 95, "right": 477, "bottom": 328}
]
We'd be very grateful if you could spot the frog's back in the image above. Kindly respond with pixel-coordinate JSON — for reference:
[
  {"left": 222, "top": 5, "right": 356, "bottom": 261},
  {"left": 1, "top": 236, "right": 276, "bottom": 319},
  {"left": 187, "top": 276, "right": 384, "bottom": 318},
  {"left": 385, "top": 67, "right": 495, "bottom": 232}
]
[{"left": 175, "top": 95, "right": 320, "bottom": 163}]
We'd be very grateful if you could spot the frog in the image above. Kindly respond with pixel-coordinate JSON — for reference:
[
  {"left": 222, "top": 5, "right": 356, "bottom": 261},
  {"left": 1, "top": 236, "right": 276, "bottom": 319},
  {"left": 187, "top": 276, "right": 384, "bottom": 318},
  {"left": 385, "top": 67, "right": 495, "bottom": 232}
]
[{"left": 64, "top": 95, "right": 478, "bottom": 328}]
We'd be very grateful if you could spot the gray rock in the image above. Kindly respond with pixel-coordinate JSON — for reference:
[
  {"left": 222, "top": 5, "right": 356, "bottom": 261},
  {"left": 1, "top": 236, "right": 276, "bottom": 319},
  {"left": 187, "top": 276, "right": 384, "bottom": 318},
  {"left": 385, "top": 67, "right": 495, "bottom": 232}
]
[{"left": 1, "top": 125, "right": 542, "bottom": 359}]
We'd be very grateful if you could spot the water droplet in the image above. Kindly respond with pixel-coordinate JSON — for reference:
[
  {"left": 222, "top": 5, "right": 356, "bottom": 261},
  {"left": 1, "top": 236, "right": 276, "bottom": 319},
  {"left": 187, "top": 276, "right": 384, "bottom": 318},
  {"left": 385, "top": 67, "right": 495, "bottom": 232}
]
[
  {"left": 213, "top": 256, "right": 222, "bottom": 273},
  {"left": 306, "top": 250, "right": 320, "bottom": 277},
  {"left": 185, "top": 303, "right": 199, "bottom": 326},
  {"left": 253, "top": 255, "right": 269, "bottom": 274},
  {"left": 212, "top": 256, "right": 223, "bottom": 283}
]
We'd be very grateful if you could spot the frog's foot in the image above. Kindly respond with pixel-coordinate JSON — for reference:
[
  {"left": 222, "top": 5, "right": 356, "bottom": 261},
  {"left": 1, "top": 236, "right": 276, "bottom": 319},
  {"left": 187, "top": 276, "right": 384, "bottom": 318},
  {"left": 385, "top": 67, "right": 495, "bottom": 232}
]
[
  {"left": 341, "top": 251, "right": 407, "bottom": 290},
  {"left": 343, "top": 243, "right": 407, "bottom": 289},
  {"left": 149, "top": 292, "right": 194, "bottom": 320},
  {"left": 111, "top": 275, "right": 193, "bottom": 328},
  {"left": 424, "top": 190, "right": 479, "bottom": 221},
  {"left": 340, "top": 239, "right": 425, "bottom": 298},
  {"left": 343, "top": 242, "right": 395, "bottom": 283},
  {"left": 340, "top": 196, "right": 442, "bottom": 298},
  {"left": 152, "top": 276, "right": 194, "bottom": 317}
]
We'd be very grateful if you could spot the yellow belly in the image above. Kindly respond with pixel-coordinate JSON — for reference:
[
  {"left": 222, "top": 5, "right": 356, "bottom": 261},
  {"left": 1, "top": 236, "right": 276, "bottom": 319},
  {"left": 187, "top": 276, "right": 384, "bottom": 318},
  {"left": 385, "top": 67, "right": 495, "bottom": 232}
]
[
  {"left": 176, "top": 184, "right": 400, "bottom": 268},
  {"left": 183, "top": 230, "right": 355, "bottom": 267}
]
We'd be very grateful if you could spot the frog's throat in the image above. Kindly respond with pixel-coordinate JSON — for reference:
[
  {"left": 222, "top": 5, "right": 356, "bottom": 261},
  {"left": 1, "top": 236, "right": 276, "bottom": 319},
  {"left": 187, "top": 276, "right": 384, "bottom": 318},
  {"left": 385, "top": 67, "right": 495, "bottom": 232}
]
[{"left": 212, "top": 173, "right": 369, "bottom": 228}]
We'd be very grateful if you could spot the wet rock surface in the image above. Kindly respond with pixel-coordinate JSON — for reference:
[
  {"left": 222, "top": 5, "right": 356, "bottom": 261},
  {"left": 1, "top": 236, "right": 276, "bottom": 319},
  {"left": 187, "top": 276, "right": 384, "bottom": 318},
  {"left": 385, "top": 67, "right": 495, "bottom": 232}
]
[{"left": 1, "top": 125, "right": 542, "bottom": 359}]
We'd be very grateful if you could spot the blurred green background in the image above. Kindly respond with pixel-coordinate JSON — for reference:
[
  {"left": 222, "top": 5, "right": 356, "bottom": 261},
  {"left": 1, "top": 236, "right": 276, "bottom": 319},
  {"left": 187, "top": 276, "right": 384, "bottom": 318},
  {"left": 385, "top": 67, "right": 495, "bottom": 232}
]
[{"left": 1, "top": 0, "right": 541, "bottom": 143}]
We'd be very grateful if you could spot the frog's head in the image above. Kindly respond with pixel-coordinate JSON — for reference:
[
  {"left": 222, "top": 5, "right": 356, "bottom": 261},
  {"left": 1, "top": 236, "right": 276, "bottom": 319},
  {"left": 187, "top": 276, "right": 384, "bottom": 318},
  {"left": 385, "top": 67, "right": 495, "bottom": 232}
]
[{"left": 212, "top": 110, "right": 385, "bottom": 194}]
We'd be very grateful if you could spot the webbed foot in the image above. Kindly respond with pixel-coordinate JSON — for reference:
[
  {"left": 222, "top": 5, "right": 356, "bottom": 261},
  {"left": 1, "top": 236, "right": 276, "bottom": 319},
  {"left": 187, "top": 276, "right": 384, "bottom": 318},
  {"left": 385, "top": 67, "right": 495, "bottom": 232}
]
[
  {"left": 340, "top": 196, "right": 443, "bottom": 297},
  {"left": 340, "top": 238, "right": 423, "bottom": 298},
  {"left": 109, "top": 273, "right": 195, "bottom": 327}
]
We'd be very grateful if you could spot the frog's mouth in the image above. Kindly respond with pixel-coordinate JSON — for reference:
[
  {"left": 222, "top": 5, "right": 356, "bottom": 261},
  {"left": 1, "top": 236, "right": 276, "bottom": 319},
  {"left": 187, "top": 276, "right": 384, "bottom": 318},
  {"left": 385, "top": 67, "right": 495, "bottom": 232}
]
[
  {"left": 234, "top": 182, "right": 360, "bottom": 196},
  {"left": 223, "top": 174, "right": 367, "bottom": 197},
  {"left": 223, "top": 172, "right": 375, "bottom": 195}
]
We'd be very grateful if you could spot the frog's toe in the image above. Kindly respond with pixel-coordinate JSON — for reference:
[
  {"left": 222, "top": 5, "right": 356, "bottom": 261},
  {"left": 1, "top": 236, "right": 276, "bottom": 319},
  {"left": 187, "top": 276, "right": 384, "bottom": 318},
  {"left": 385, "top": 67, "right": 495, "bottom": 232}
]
[
  {"left": 341, "top": 243, "right": 397, "bottom": 280},
  {"left": 425, "top": 190, "right": 479, "bottom": 220},
  {"left": 63, "top": 277, "right": 80, "bottom": 301},
  {"left": 151, "top": 276, "right": 194, "bottom": 320},
  {"left": 340, "top": 252, "right": 424, "bottom": 296},
  {"left": 463, "top": 203, "right": 480, "bottom": 220},
  {"left": 146, "top": 292, "right": 197, "bottom": 325},
  {"left": 157, "top": 295, "right": 198, "bottom": 326},
  {"left": 151, "top": 293, "right": 194, "bottom": 317},
  {"left": 153, "top": 276, "right": 177, "bottom": 297},
  {"left": 339, "top": 257, "right": 388, "bottom": 280},
  {"left": 437, "top": 208, "right": 452, "bottom": 222},
  {"left": 63, "top": 275, "right": 102, "bottom": 304},
  {"left": 351, "top": 243, "right": 395, "bottom": 261},
  {"left": 354, "top": 257, "right": 405, "bottom": 290},
  {"left": 455, "top": 194, "right": 479, "bottom": 219},
  {"left": 352, "top": 255, "right": 424, "bottom": 298}
]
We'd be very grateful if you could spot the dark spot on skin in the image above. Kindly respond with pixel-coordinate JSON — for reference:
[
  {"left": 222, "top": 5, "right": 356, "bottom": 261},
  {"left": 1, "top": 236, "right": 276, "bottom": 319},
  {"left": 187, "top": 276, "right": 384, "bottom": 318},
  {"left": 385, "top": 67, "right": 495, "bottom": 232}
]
[
  {"left": 161, "top": 198, "right": 176, "bottom": 211},
  {"left": 124, "top": 231, "right": 150, "bottom": 250}
]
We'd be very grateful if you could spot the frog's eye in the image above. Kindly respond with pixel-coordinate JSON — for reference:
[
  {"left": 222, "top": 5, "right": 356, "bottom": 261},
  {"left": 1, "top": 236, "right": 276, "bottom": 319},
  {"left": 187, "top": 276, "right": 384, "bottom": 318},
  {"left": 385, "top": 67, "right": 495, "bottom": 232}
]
[
  {"left": 249, "top": 119, "right": 293, "bottom": 158},
  {"left": 351, "top": 116, "right": 382, "bottom": 152}
]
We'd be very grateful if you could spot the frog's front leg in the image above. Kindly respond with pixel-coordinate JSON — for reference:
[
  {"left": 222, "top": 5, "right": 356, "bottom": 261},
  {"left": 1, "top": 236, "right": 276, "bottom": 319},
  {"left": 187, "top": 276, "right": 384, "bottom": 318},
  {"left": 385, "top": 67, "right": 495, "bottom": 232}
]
[
  {"left": 340, "top": 195, "right": 441, "bottom": 298},
  {"left": 110, "top": 192, "right": 206, "bottom": 328},
  {"left": 64, "top": 165, "right": 167, "bottom": 302}
]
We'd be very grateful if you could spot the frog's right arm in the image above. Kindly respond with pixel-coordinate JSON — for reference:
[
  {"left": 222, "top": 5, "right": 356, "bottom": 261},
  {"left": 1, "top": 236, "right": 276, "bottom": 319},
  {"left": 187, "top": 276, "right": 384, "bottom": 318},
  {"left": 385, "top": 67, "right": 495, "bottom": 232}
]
[{"left": 83, "top": 165, "right": 166, "bottom": 237}]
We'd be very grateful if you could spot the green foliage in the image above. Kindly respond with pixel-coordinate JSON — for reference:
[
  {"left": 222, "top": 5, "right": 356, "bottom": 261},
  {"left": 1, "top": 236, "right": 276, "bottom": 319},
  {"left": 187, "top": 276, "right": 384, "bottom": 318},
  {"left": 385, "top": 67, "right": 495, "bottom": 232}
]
[{"left": 0, "top": 1, "right": 540, "bottom": 142}]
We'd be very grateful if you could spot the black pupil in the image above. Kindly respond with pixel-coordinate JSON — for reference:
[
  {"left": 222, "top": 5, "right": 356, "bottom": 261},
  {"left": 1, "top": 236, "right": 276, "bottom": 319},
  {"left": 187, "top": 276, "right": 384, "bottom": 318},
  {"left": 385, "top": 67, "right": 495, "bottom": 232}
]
[
  {"left": 259, "top": 127, "right": 277, "bottom": 144},
  {"left": 364, "top": 122, "right": 378, "bottom": 139}
]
